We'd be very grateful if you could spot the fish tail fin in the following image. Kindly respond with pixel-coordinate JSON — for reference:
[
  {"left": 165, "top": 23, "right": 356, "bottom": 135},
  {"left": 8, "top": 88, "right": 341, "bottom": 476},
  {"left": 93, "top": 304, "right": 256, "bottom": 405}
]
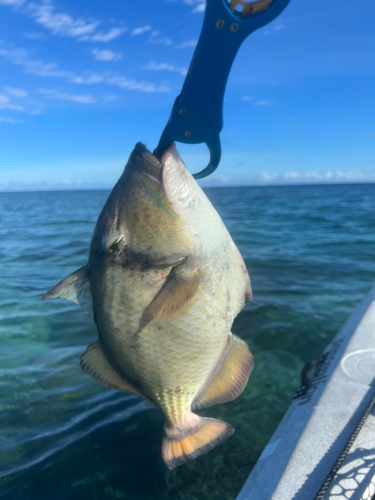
[{"left": 162, "top": 415, "right": 234, "bottom": 470}]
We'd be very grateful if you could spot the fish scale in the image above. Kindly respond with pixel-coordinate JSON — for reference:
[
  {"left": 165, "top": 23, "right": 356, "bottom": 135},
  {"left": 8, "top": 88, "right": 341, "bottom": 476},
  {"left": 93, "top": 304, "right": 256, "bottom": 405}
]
[
  {"left": 97, "top": 266, "right": 229, "bottom": 411},
  {"left": 93, "top": 252, "right": 238, "bottom": 421}
]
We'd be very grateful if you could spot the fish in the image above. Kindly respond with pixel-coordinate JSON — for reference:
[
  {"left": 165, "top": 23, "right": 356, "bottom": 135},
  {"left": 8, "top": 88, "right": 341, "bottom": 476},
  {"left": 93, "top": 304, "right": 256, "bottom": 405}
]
[{"left": 42, "top": 142, "right": 254, "bottom": 470}]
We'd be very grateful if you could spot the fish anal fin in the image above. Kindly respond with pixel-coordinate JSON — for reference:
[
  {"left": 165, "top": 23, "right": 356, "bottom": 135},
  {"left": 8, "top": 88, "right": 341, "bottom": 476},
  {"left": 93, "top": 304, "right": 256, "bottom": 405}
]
[
  {"left": 80, "top": 340, "right": 142, "bottom": 396},
  {"left": 142, "top": 260, "right": 200, "bottom": 324},
  {"left": 192, "top": 334, "right": 254, "bottom": 410},
  {"left": 42, "top": 265, "right": 93, "bottom": 320}
]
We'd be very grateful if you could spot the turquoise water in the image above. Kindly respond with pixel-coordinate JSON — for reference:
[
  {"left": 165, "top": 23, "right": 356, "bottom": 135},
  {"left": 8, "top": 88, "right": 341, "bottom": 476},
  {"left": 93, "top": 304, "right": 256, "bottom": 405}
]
[{"left": 1, "top": 184, "right": 374, "bottom": 499}]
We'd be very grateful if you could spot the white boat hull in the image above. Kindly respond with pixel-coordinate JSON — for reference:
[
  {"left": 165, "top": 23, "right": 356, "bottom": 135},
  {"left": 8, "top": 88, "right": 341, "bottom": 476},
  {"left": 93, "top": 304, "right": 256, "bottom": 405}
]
[{"left": 237, "top": 287, "right": 375, "bottom": 500}]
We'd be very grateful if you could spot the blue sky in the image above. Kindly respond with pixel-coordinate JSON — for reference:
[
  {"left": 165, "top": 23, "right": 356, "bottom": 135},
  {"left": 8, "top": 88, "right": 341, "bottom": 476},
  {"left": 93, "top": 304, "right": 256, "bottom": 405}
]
[{"left": 0, "top": 0, "right": 374, "bottom": 190}]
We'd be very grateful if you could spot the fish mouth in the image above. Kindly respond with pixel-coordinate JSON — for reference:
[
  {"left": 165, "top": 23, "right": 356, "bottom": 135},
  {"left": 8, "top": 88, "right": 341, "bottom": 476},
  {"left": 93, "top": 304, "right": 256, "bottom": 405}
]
[
  {"left": 130, "top": 142, "right": 165, "bottom": 186},
  {"left": 130, "top": 142, "right": 178, "bottom": 190},
  {"left": 126, "top": 142, "right": 180, "bottom": 219}
]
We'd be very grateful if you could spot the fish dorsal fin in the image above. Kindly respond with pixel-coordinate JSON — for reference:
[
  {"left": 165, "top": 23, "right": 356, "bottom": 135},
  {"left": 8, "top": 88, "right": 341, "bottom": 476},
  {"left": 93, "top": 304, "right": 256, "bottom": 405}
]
[
  {"left": 192, "top": 334, "right": 254, "bottom": 410},
  {"left": 141, "top": 259, "right": 200, "bottom": 324},
  {"left": 80, "top": 341, "right": 144, "bottom": 396},
  {"left": 42, "top": 266, "right": 93, "bottom": 320}
]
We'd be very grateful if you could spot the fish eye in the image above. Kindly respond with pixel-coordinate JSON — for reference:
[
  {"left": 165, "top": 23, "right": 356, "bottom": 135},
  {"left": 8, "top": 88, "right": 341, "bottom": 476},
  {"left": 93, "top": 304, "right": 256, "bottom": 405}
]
[{"left": 102, "top": 234, "right": 125, "bottom": 254}]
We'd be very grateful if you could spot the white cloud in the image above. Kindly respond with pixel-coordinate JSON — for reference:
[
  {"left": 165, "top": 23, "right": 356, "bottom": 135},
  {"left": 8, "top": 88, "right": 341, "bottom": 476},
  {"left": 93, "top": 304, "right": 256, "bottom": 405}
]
[
  {"left": 241, "top": 95, "right": 254, "bottom": 101},
  {"left": 148, "top": 35, "right": 173, "bottom": 46},
  {"left": 282, "top": 170, "right": 375, "bottom": 182},
  {"left": 254, "top": 99, "right": 272, "bottom": 106},
  {"left": 254, "top": 169, "right": 375, "bottom": 184},
  {"left": 0, "top": 93, "right": 24, "bottom": 111},
  {"left": 177, "top": 0, "right": 206, "bottom": 13},
  {"left": 0, "top": 47, "right": 69, "bottom": 78},
  {"left": 3, "top": 0, "right": 126, "bottom": 44},
  {"left": 0, "top": 46, "right": 171, "bottom": 93},
  {"left": 27, "top": 1, "right": 100, "bottom": 38},
  {"left": 144, "top": 61, "right": 187, "bottom": 76},
  {"left": 91, "top": 49, "right": 122, "bottom": 62},
  {"left": 175, "top": 39, "right": 197, "bottom": 49},
  {"left": 131, "top": 25, "right": 151, "bottom": 36},
  {"left": 80, "top": 28, "right": 127, "bottom": 42},
  {"left": 259, "top": 172, "right": 278, "bottom": 182},
  {"left": 3, "top": 86, "right": 28, "bottom": 97},
  {"left": 70, "top": 74, "right": 104, "bottom": 84},
  {"left": 8, "top": 49, "right": 76, "bottom": 79},
  {"left": 264, "top": 22, "right": 284, "bottom": 36},
  {"left": 105, "top": 76, "right": 170, "bottom": 93},
  {"left": 283, "top": 171, "right": 299, "bottom": 180},
  {"left": 37, "top": 89, "right": 97, "bottom": 104},
  {"left": 0, "top": 116, "right": 25, "bottom": 123},
  {"left": 192, "top": 2, "right": 205, "bottom": 13},
  {"left": 0, "top": 88, "right": 42, "bottom": 115}
]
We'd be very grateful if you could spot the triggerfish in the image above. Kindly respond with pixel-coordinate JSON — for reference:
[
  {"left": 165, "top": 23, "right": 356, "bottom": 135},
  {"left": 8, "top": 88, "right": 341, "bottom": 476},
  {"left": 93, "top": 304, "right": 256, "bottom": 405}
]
[{"left": 42, "top": 143, "right": 254, "bottom": 469}]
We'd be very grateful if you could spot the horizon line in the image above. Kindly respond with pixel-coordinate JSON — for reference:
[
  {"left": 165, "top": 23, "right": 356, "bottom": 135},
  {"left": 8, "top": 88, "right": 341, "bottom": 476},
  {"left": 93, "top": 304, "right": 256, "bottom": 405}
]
[{"left": 1, "top": 180, "right": 375, "bottom": 194}]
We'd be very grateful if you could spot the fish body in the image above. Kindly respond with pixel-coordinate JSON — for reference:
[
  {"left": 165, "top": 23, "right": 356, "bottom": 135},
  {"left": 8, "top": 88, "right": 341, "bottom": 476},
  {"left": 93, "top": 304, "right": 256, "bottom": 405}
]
[{"left": 43, "top": 143, "right": 253, "bottom": 469}]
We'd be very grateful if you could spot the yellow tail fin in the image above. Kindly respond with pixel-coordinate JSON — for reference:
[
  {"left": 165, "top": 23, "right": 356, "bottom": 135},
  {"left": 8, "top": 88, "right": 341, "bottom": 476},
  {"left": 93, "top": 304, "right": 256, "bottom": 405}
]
[{"left": 162, "top": 416, "right": 234, "bottom": 470}]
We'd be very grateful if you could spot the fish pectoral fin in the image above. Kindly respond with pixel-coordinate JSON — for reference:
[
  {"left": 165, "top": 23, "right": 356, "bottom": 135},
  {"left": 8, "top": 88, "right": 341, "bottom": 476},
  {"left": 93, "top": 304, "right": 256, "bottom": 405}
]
[
  {"left": 41, "top": 265, "right": 93, "bottom": 320},
  {"left": 142, "top": 260, "right": 200, "bottom": 324},
  {"left": 192, "top": 334, "right": 254, "bottom": 410},
  {"left": 80, "top": 340, "right": 142, "bottom": 396}
]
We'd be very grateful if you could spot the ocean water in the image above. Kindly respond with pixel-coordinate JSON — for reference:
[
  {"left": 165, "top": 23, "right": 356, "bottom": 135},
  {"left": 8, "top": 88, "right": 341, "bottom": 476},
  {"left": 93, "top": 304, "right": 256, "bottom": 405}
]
[{"left": 0, "top": 184, "right": 374, "bottom": 500}]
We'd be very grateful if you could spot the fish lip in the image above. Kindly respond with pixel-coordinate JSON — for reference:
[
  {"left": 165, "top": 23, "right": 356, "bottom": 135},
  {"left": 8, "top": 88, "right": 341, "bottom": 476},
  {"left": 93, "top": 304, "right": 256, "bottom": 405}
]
[
  {"left": 160, "top": 142, "right": 184, "bottom": 212},
  {"left": 160, "top": 142, "right": 177, "bottom": 168}
]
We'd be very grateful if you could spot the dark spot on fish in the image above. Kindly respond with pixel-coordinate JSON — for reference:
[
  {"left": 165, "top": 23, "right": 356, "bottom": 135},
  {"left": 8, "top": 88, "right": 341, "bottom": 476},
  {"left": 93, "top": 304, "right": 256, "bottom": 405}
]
[
  {"left": 121, "top": 247, "right": 163, "bottom": 272},
  {"left": 98, "top": 246, "right": 185, "bottom": 274}
]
